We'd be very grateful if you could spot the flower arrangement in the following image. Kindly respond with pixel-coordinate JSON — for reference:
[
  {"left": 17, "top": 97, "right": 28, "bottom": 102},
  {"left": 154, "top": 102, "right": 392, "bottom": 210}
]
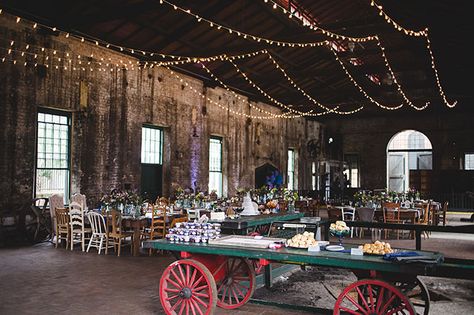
[
  {"left": 282, "top": 188, "right": 299, "bottom": 202},
  {"left": 100, "top": 189, "right": 142, "bottom": 209}
]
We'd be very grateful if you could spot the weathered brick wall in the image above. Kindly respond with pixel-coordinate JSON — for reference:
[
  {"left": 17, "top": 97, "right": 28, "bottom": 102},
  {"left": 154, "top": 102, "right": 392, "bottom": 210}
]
[
  {"left": 0, "top": 16, "right": 321, "bottom": 210},
  {"left": 325, "top": 112, "right": 474, "bottom": 190}
]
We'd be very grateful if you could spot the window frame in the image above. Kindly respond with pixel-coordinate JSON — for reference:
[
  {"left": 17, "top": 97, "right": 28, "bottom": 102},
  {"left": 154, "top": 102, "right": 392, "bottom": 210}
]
[
  {"left": 141, "top": 124, "right": 164, "bottom": 165},
  {"left": 287, "top": 148, "right": 295, "bottom": 190},
  {"left": 464, "top": 152, "right": 474, "bottom": 170},
  {"left": 35, "top": 108, "right": 72, "bottom": 201},
  {"left": 343, "top": 154, "right": 360, "bottom": 188},
  {"left": 209, "top": 136, "right": 223, "bottom": 197}
]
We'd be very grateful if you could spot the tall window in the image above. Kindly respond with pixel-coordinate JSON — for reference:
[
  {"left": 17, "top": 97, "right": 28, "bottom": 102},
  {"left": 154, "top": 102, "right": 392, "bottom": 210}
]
[
  {"left": 287, "top": 149, "right": 295, "bottom": 190},
  {"left": 141, "top": 126, "right": 163, "bottom": 164},
  {"left": 343, "top": 154, "right": 360, "bottom": 188},
  {"left": 35, "top": 110, "right": 71, "bottom": 202},
  {"left": 465, "top": 153, "right": 474, "bottom": 170},
  {"left": 209, "top": 137, "right": 223, "bottom": 197}
]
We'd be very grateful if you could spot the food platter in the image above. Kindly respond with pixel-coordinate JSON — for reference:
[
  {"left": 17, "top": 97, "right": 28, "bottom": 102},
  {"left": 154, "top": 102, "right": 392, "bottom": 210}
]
[
  {"left": 285, "top": 240, "right": 329, "bottom": 249},
  {"left": 325, "top": 245, "right": 345, "bottom": 252}
]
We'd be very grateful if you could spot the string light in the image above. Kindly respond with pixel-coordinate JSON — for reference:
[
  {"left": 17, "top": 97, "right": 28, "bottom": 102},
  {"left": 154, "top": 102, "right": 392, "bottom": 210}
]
[
  {"left": 368, "top": 1, "right": 456, "bottom": 107},
  {"left": 424, "top": 31, "right": 457, "bottom": 108},
  {"left": 375, "top": 38, "right": 429, "bottom": 110},
  {"left": 369, "top": 1, "right": 426, "bottom": 37},
  {"left": 230, "top": 59, "right": 362, "bottom": 116},
  {"left": 262, "top": 0, "right": 376, "bottom": 42},
  {"left": 200, "top": 63, "right": 300, "bottom": 118},
  {"left": 158, "top": 0, "right": 330, "bottom": 48},
  {"left": 266, "top": 53, "right": 364, "bottom": 115},
  {"left": 164, "top": 66, "right": 298, "bottom": 120}
]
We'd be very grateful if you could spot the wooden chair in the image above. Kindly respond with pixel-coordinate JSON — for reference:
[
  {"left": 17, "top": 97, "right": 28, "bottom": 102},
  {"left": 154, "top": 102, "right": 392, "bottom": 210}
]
[
  {"left": 86, "top": 212, "right": 109, "bottom": 254},
  {"left": 382, "top": 202, "right": 402, "bottom": 239},
  {"left": 278, "top": 200, "right": 288, "bottom": 212},
  {"left": 49, "top": 194, "right": 64, "bottom": 242},
  {"left": 438, "top": 201, "right": 449, "bottom": 226},
  {"left": 327, "top": 206, "right": 342, "bottom": 221},
  {"left": 69, "top": 202, "right": 91, "bottom": 251},
  {"left": 54, "top": 207, "right": 69, "bottom": 248},
  {"left": 416, "top": 201, "right": 432, "bottom": 239},
  {"left": 148, "top": 206, "right": 168, "bottom": 255},
  {"left": 106, "top": 210, "right": 133, "bottom": 256},
  {"left": 294, "top": 200, "right": 307, "bottom": 212},
  {"left": 70, "top": 193, "right": 87, "bottom": 210},
  {"left": 356, "top": 207, "right": 379, "bottom": 240}
]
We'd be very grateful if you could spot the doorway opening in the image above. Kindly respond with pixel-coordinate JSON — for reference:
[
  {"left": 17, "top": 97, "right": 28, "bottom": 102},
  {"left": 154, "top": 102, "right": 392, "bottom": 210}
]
[{"left": 386, "top": 130, "right": 432, "bottom": 192}]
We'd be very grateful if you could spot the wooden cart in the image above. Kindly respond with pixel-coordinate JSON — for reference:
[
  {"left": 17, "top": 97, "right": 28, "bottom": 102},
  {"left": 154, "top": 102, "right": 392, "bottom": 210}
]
[{"left": 143, "top": 238, "right": 474, "bottom": 315}]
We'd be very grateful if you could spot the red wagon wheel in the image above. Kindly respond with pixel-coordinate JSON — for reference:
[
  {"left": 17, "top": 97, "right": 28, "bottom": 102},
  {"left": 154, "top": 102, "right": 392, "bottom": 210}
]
[
  {"left": 214, "top": 257, "right": 256, "bottom": 309},
  {"left": 334, "top": 279, "right": 415, "bottom": 315},
  {"left": 160, "top": 259, "right": 217, "bottom": 315},
  {"left": 394, "top": 277, "right": 430, "bottom": 315}
]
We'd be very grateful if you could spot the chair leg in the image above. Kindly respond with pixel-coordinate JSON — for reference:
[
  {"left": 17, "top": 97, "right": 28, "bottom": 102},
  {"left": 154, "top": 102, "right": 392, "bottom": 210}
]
[
  {"left": 82, "top": 234, "right": 85, "bottom": 252},
  {"left": 105, "top": 236, "right": 109, "bottom": 255},
  {"left": 87, "top": 235, "right": 93, "bottom": 253},
  {"left": 98, "top": 237, "right": 103, "bottom": 255},
  {"left": 118, "top": 238, "right": 122, "bottom": 257}
]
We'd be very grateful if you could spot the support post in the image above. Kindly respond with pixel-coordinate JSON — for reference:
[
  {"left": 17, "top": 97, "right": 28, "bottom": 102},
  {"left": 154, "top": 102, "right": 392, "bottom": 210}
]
[{"left": 415, "top": 230, "right": 421, "bottom": 250}]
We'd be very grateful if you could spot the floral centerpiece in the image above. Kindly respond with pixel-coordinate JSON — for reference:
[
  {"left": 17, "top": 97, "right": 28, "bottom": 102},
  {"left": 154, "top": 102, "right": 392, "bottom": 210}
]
[
  {"left": 100, "top": 189, "right": 142, "bottom": 215},
  {"left": 329, "top": 221, "right": 350, "bottom": 246},
  {"left": 283, "top": 188, "right": 299, "bottom": 212}
]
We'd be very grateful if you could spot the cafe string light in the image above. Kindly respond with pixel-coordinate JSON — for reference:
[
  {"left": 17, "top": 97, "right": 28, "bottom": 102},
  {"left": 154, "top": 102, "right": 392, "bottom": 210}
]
[
  {"left": 369, "top": 1, "right": 457, "bottom": 108},
  {"left": 262, "top": 0, "right": 376, "bottom": 42},
  {"left": 370, "top": 0, "right": 427, "bottom": 37},
  {"left": 159, "top": 0, "right": 331, "bottom": 48},
  {"left": 329, "top": 46, "right": 403, "bottom": 111},
  {"left": 164, "top": 66, "right": 299, "bottom": 120},
  {"left": 229, "top": 59, "right": 361, "bottom": 117},
  {"left": 266, "top": 53, "right": 364, "bottom": 115},
  {"left": 200, "top": 63, "right": 300, "bottom": 119}
]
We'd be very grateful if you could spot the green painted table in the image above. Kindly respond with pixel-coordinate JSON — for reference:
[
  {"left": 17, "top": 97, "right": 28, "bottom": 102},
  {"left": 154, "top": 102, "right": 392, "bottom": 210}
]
[
  {"left": 143, "top": 237, "right": 466, "bottom": 315},
  {"left": 209, "top": 212, "right": 304, "bottom": 235}
]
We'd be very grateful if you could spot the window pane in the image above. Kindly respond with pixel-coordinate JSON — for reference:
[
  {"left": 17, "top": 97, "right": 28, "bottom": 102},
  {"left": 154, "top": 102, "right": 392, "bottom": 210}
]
[
  {"left": 466, "top": 154, "right": 474, "bottom": 170},
  {"left": 141, "top": 126, "right": 163, "bottom": 165},
  {"left": 287, "top": 149, "right": 295, "bottom": 190},
  {"left": 209, "top": 137, "right": 223, "bottom": 197},
  {"left": 36, "top": 111, "right": 70, "bottom": 200}
]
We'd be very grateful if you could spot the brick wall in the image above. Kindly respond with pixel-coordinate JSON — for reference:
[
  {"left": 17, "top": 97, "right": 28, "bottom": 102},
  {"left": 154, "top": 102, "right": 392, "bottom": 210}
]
[{"left": 0, "top": 16, "right": 322, "bottom": 210}]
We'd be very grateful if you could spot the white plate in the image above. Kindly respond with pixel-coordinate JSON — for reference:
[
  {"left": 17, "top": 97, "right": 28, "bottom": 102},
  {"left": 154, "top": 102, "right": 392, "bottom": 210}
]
[{"left": 325, "top": 245, "right": 344, "bottom": 251}]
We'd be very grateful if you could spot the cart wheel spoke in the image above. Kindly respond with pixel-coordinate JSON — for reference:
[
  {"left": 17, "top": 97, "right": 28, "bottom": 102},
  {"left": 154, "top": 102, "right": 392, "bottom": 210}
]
[
  {"left": 160, "top": 260, "right": 217, "bottom": 315},
  {"left": 334, "top": 279, "right": 415, "bottom": 315},
  {"left": 393, "top": 277, "right": 430, "bottom": 315},
  {"left": 216, "top": 258, "right": 256, "bottom": 309}
]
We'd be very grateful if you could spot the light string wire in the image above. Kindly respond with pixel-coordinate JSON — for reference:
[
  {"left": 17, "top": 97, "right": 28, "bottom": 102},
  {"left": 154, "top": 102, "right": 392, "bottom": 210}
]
[
  {"left": 266, "top": 52, "right": 364, "bottom": 115},
  {"left": 262, "top": 0, "right": 376, "bottom": 42},
  {"left": 329, "top": 46, "right": 403, "bottom": 111},
  {"left": 368, "top": 1, "right": 457, "bottom": 107},
  {"left": 164, "top": 66, "right": 293, "bottom": 120},
  {"left": 200, "top": 62, "right": 301, "bottom": 118},
  {"left": 229, "top": 59, "right": 361, "bottom": 117},
  {"left": 159, "top": 0, "right": 332, "bottom": 47}
]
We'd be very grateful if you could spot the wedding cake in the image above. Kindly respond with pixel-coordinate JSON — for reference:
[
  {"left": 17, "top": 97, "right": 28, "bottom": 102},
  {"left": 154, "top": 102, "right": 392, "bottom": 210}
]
[{"left": 240, "top": 192, "right": 259, "bottom": 216}]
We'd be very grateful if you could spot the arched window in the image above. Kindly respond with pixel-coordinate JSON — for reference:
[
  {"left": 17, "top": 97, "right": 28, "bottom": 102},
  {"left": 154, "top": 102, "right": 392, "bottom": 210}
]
[{"left": 387, "top": 130, "right": 432, "bottom": 192}]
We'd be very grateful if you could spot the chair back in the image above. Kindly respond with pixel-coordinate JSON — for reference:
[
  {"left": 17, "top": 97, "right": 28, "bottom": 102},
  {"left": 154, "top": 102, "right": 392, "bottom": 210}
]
[
  {"left": 327, "top": 206, "right": 342, "bottom": 221},
  {"left": 419, "top": 201, "right": 432, "bottom": 224},
  {"left": 109, "top": 209, "right": 124, "bottom": 236},
  {"left": 186, "top": 209, "right": 200, "bottom": 221},
  {"left": 294, "top": 200, "right": 307, "bottom": 211},
  {"left": 382, "top": 202, "right": 400, "bottom": 222},
  {"left": 69, "top": 202, "right": 85, "bottom": 231},
  {"left": 156, "top": 196, "right": 170, "bottom": 206},
  {"left": 71, "top": 193, "right": 87, "bottom": 210},
  {"left": 55, "top": 207, "right": 69, "bottom": 227},
  {"left": 49, "top": 194, "right": 64, "bottom": 219},
  {"left": 87, "top": 212, "right": 107, "bottom": 235},
  {"left": 356, "top": 207, "right": 375, "bottom": 222},
  {"left": 441, "top": 201, "right": 449, "bottom": 226},
  {"left": 278, "top": 200, "right": 288, "bottom": 212},
  {"left": 150, "top": 206, "right": 167, "bottom": 239},
  {"left": 342, "top": 207, "right": 356, "bottom": 221}
]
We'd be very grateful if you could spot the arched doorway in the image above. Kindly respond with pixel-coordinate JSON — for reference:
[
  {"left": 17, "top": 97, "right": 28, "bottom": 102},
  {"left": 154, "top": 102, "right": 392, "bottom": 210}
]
[{"left": 387, "top": 130, "right": 432, "bottom": 192}]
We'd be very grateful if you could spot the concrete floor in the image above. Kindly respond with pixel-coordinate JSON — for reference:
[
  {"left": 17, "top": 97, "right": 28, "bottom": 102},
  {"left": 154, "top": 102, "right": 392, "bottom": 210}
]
[{"left": 0, "top": 212, "right": 472, "bottom": 315}]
